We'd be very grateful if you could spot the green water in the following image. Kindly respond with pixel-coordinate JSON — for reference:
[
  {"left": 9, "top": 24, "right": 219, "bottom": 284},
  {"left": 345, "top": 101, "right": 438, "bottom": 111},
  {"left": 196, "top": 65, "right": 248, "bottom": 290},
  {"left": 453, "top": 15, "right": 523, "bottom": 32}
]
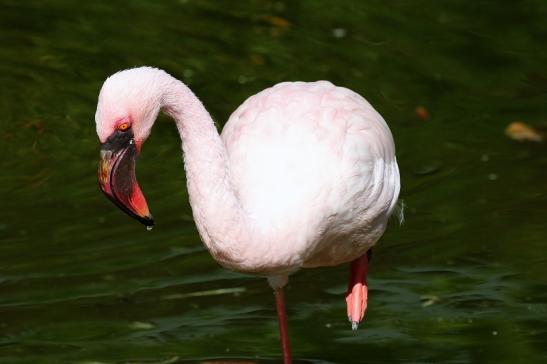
[{"left": 1, "top": 1, "right": 547, "bottom": 363}]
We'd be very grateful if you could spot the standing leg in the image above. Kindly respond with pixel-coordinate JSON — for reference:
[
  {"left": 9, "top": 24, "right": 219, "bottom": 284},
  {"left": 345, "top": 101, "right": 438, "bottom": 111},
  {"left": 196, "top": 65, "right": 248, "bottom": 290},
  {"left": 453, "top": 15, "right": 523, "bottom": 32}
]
[
  {"left": 345, "top": 250, "right": 371, "bottom": 330},
  {"left": 274, "top": 287, "right": 292, "bottom": 364},
  {"left": 268, "top": 275, "right": 292, "bottom": 364}
]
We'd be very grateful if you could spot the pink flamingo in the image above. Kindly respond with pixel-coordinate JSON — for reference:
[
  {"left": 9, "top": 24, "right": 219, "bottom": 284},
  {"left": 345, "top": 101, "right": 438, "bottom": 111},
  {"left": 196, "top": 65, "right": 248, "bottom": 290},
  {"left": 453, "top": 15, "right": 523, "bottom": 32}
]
[{"left": 96, "top": 67, "right": 400, "bottom": 363}]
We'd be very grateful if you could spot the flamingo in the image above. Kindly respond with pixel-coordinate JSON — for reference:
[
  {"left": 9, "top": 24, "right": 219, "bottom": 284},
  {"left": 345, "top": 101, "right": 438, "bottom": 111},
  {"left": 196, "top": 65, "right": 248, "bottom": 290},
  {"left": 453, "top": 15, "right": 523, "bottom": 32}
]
[{"left": 96, "top": 67, "right": 400, "bottom": 363}]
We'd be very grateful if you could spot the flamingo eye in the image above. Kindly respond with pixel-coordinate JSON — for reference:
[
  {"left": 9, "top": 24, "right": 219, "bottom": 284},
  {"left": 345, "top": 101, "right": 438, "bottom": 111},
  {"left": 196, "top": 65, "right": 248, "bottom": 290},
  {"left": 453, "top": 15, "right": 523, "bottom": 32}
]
[{"left": 117, "top": 122, "right": 130, "bottom": 132}]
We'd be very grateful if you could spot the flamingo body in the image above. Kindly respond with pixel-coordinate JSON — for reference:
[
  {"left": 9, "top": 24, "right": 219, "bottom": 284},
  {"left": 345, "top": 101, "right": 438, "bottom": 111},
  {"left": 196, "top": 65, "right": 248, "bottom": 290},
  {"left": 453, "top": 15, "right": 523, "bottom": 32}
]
[{"left": 220, "top": 81, "right": 399, "bottom": 274}]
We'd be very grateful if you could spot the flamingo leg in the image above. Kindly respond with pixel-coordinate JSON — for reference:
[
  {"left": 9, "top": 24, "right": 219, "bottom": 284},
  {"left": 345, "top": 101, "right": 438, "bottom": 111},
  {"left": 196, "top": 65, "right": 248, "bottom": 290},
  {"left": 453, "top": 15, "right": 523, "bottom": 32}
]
[
  {"left": 345, "top": 251, "right": 370, "bottom": 330},
  {"left": 274, "top": 287, "right": 292, "bottom": 364}
]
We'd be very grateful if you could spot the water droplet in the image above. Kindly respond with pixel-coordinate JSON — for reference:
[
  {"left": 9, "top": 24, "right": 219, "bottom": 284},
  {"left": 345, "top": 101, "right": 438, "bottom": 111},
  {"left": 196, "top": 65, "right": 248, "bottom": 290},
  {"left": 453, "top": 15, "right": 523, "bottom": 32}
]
[
  {"left": 332, "top": 28, "right": 347, "bottom": 38},
  {"left": 146, "top": 225, "right": 153, "bottom": 231}
]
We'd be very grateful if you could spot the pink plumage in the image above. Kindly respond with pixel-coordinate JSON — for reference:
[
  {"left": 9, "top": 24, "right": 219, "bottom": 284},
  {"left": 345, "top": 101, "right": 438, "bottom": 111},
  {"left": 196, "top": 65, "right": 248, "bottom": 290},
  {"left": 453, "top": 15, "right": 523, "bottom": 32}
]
[{"left": 95, "top": 67, "right": 400, "bottom": 363}]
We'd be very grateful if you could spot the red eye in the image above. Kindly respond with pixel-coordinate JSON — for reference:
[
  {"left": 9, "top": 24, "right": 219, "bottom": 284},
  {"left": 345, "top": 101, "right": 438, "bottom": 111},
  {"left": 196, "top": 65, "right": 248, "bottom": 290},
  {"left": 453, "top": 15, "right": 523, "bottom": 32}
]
[{"left": 118, "top": 122, "right": 130, "bottom": 131}]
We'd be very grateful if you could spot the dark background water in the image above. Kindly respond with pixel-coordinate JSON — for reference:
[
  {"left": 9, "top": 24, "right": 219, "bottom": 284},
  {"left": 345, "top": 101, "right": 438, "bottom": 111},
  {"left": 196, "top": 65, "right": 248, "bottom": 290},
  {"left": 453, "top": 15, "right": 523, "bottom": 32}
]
[{"left": 1, "top": 1, "right": 547, "bottom": 363}]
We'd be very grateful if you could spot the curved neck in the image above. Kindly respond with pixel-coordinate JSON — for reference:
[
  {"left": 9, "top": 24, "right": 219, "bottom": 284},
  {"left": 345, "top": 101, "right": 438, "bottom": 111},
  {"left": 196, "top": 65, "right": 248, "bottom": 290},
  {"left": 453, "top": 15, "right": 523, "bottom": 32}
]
[{"left": 159, "top": 78, "right": 249, "bottom": 267}]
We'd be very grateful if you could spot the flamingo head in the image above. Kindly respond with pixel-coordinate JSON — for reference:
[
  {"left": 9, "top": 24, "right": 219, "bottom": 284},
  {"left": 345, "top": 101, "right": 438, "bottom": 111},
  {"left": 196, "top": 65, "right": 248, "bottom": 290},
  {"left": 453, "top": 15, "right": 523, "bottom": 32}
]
[{"left": 95, "top": 67, "right": 167, "bottom": 228}]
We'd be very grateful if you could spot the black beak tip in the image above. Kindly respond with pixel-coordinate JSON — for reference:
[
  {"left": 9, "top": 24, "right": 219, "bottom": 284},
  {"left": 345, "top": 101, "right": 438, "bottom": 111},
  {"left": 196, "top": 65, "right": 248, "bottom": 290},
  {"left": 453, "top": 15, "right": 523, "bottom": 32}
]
[{"left": 140, "top": 215, "right": 154, "bottom": 228}]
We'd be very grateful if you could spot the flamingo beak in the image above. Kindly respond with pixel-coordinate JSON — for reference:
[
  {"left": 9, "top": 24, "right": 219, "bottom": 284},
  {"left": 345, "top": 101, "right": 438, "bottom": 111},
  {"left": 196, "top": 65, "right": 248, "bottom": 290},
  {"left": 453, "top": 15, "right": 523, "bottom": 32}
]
[{"left": 98, "top": 129, "right": 154, "bottom": 227}]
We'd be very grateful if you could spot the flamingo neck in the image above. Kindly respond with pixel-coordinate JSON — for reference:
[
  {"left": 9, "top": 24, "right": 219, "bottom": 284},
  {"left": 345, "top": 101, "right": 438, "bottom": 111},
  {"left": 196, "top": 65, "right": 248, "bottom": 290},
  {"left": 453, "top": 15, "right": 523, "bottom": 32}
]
[{"left": 159, "top": 77, "right": 248, "bottom": 268}]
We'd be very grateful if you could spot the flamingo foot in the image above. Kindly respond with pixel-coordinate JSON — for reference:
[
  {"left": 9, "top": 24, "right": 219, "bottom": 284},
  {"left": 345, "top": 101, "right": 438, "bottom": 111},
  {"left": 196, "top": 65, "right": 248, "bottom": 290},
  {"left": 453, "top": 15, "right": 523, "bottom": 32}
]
[{"left": 345, "top": 251, "right": 370, "bottom": 330}]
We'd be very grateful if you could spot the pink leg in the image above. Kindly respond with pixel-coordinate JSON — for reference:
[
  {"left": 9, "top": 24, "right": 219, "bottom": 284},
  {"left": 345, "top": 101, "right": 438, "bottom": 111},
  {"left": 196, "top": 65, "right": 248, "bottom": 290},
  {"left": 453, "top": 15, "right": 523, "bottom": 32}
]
[
  {"left": 345, "top": 251, "right": 370, "bottom": 330},
  {"left": 274, "top": 287, "right": 292, "bottom": 364}
]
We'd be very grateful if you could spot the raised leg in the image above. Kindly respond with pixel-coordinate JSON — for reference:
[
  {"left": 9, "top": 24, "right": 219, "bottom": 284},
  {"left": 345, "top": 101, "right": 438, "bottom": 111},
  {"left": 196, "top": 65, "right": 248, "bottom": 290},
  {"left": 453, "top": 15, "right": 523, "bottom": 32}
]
[
  {"left": 345, "top": 251, "right": 371, "bottom": 330},
  {"left": 274, "top": 287, "right": 292, "bottom": 364}
]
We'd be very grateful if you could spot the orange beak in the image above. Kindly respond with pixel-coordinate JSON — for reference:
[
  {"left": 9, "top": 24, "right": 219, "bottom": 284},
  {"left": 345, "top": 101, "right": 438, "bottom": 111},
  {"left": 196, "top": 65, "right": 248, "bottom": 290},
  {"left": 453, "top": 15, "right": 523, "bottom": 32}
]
[{"left": 98, "top": 129, "right": 154, "bottom": 227}]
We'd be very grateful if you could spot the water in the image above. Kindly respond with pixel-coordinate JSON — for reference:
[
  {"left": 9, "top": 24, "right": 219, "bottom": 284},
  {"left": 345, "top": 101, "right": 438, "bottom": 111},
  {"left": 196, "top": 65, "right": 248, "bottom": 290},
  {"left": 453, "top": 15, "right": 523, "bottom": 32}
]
[{"left": 1, "top": 1, "right": 547, "bottom": 363}]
